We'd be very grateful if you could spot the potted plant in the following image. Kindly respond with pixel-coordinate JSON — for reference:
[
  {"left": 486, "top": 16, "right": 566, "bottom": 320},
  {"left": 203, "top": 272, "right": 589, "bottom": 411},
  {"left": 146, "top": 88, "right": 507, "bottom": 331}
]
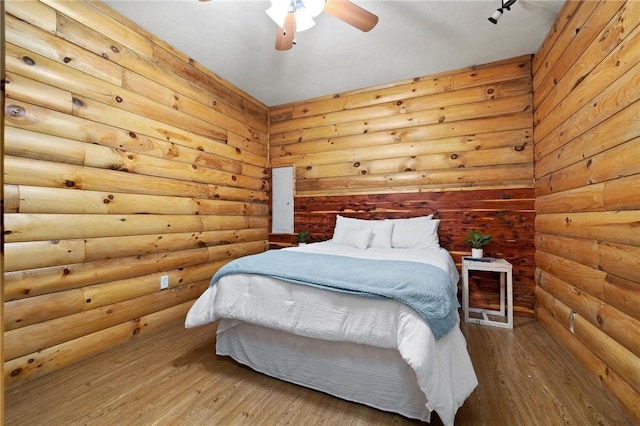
[
  {"left": 464, "top": 230, "right": 491, "bottom": 258},
  {"left": 296, "top": 230, "right": 311, "bottom": 246}
]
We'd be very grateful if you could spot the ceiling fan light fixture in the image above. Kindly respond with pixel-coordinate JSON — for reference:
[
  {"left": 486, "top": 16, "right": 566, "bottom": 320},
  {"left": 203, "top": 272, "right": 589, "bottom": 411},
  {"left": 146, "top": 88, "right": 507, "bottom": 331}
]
[
  {"left": 302, "top": 0, "right": 326, "bottom": 17},
  {"left": 295, "top": 9, "right": 316, "bottom": 32},
  {"left": 267, "top": 0, "right": 326, "bottom": 32},
  {"left": 266, "top": 0, "right": 291, "bottom": 28},
  {"left": 271, "top": 0, "right": 378, "bottom": 50}
]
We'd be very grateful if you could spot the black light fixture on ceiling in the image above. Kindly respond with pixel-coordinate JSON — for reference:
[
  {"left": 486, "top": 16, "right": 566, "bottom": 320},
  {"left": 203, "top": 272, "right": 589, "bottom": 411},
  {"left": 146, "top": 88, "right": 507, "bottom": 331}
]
[{"left": 488, "top": 0, "right": 516, "bottom": 24}]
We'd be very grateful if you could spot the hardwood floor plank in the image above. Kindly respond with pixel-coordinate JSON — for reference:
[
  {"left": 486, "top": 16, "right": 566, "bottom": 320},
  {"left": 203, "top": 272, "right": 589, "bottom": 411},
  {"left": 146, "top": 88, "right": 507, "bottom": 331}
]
[{"left": 5, "top": 317, "right": 633, "bottom": 425}]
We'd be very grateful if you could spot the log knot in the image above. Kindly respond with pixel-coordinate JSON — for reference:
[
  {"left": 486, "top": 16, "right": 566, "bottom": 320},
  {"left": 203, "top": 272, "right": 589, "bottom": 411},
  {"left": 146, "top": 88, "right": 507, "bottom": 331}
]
[
  {"left": 21, "top": 56, "right": 35, "bottom": 66},
  {"left": 5, "top": 105, "right": 25, "bottom": 117}
]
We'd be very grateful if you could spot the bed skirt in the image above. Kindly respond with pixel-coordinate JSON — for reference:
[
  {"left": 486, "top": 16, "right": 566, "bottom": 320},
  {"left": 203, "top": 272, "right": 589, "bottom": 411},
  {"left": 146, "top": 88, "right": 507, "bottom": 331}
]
[{"left": 216, "top": 319, "right": 432, "bottom": 422}]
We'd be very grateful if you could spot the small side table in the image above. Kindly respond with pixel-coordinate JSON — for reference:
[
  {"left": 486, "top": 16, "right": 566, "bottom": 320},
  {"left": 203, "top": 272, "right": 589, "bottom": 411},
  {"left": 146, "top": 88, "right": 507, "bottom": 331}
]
[{"left": 462, "top": 257, "right": 513, "bottom": 329}]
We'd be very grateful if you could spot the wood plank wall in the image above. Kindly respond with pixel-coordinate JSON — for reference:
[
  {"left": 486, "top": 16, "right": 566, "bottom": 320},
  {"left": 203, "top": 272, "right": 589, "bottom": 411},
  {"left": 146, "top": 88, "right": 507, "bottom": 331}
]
[
  {"left": 532, "top": 0, "right": 640, "bottom": 422},
  {"left": 1, "top": 0, "right": 6, "bottom": 421},
  {"left": 2, "top": 0, "right": 269, "bottom": 387},
  {"left": 270, "top": 56, "right": 536, "bottom": 316}
]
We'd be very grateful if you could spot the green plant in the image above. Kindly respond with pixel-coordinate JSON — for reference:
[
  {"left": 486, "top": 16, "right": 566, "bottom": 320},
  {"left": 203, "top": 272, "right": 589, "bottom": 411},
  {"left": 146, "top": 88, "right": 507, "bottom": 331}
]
[
  {"left": 464, "top": 230, "right": 492, "bottom": 249},
  {"left": 296, "top": 230, "right": 311, "bottom": 243}
]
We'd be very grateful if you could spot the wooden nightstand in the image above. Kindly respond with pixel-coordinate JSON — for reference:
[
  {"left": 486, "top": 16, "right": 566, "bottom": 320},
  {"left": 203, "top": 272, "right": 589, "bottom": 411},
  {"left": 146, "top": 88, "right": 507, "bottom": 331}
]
[{"left": 462, "top": 257, "right": 513, "bottom": 329}]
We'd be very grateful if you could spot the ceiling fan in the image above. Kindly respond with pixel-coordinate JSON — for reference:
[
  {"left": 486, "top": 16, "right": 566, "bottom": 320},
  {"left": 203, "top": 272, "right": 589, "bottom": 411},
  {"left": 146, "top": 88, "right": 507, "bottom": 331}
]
[
  {"left": 200, "top": 0, "right": 379, "bottom": 51},
  {"left": 269, "top": 0, "right": 379, "bottom": 51}
]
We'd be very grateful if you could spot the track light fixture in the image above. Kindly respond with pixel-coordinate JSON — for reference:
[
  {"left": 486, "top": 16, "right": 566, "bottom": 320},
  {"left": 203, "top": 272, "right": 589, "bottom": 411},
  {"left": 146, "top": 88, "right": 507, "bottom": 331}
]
[{"left": 488, "top": 0, "right": 516, "bottom": 24}]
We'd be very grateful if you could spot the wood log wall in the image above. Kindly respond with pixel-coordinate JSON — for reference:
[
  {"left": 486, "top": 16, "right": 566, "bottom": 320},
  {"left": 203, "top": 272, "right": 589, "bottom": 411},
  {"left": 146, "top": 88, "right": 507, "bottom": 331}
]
[
  {"left": 1, "top": 1, "right": 6, "bottom": 421},
  {"left": 532, "top": 0, "right": 640, "bottom": 422},
  {"left": 270, "top": 56, "right": 536, "bottom": 316},
  {"left": 2, "top": 0, "right": 269, "bottom": 387}
]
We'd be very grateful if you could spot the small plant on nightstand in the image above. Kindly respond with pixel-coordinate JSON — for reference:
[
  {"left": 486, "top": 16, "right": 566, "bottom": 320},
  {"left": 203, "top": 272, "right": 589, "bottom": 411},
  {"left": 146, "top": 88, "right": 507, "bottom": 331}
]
[
  {"left": 296, "top": 230, "right": 311, "bottom": 246},
  {"left": 464, "top": 230, "right": 492, "bottom": 258}
]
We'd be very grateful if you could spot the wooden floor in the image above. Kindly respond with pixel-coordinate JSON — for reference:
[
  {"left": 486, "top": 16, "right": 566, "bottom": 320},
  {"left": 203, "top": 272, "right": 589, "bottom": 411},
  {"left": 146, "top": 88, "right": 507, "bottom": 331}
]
[{"left": 5, "top": 317, "right": 633, "bottom": 426}]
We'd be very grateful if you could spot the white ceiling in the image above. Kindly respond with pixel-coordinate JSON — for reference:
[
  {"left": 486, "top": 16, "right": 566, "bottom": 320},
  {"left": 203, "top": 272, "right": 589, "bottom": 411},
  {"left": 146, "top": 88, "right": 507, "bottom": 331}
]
[{"left": 103, "top": 0, "right": 565, "bottom": 107}]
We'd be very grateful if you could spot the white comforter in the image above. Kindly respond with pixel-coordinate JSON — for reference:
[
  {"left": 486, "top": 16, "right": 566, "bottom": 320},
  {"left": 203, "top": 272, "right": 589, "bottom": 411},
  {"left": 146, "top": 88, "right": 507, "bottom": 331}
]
[{"left": 185, "top": 242, "right": 477, "bottom": 425}]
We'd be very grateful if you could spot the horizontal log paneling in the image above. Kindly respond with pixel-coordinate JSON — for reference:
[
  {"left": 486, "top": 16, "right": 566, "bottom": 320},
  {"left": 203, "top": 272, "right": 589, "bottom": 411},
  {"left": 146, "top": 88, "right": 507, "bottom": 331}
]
[
  {"left": 4, "top": 281, "right": 207, "bottom": 361},
  {"left": 535, "top": 233, "right": 640, "bottom": 284},
  {"left": 533, "top": 1, "right": 628, "bottom": 112},
  {"left": 69, "top": 0, "right": 268, "bottom": 127},
  {"left": 533, "top": 1, "right": 640, "bottom": 422},
  {"left": 535, "top": 174, "right": 640, "bottom": 214},
  {"left": 3, "top": 0, "right": 269, "bottom": 387},
  {"left": 272, "top": 128, "right": 531, "bottom": 169},
  {"left": 4, "top": 241, "right": 267, "bottom": 302},
  {"left": 4, "top": 261, "right": 224, "bottom": 331},
  {"left": 531, "top": 0, "right": 580, "bottom": 77},
  {"left": 535, "top": 250, "right": 640, "bottom": 322},
  {"left": 296, "top": 164, "right": 534, "bottom": 194},
  {"left": 4, "top": 301, "right": 197, "bottom": 386},
  {"left": 534, "top": 102, "right": 640, "bottom": 180},
  {"left": 536, "top": 268, "right": 640, "bottom": 359},
  {"left": 536, "top": 137, "right": 640, "bottom": 197},
  {"left": 535, "top": 210, "right": 640, "bottom": 246},
  {"left": 4, "top": 120, "right": 267, "bottom": 180},
  {"left": 4, "top": 229, "right": 268, "bottom": 272},
  {"left": 534, "top": 39, "right": 640, "bottom": 163},
  {"left": 4, "top": 155, "right": 265, "bottom": 202},
  {"left": 271, "top": 93, "right": 532, "bottom": 144},
  {"left": 270, "top": 55, "right": 532, "bottom": 121},
  {"left": 5, "top": 185, "right": 268, "bottom": 216},
  {"left": 535, "top": 294, "right": 640, "bottom": 422},
  {"left": 4, "top": 213, "right": 267, "bottom": 242},
  {"left": 534, "top": 13, "right": 640, "bottom": 142}
]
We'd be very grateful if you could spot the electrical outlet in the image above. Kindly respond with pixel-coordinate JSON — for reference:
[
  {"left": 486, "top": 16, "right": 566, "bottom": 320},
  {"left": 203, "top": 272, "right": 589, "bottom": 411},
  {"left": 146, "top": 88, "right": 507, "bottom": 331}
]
[{"left": 160, "top": 275, "right": 169, "bottom": 290}]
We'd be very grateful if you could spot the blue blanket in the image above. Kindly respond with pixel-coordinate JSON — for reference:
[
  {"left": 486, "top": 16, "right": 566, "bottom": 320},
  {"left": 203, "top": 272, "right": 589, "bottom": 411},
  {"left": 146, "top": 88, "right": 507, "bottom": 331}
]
[{"left": 210, "top": 250, "right": 460, "bottom": 339}]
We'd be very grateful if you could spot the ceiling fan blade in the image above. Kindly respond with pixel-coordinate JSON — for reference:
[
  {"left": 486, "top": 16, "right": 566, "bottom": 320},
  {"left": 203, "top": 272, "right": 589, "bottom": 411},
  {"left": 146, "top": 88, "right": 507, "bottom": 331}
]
[
  {"left": 275, "top": 12, "right": 295, "bottom": 51},
  {"left": 323, "top": 0, "right": 378, "bottom": 32}
]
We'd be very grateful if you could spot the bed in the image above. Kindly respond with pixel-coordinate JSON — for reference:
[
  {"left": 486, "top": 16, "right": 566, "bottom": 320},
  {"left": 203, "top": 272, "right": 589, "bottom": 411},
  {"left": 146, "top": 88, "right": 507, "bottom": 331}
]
[{"left": 185, "top": 215, "right": 478, "bottom": 425}]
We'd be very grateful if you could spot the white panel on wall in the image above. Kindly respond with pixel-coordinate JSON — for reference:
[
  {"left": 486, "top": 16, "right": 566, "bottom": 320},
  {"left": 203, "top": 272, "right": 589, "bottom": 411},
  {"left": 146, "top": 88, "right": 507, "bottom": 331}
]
[{"left": 272, "top": 166, "right": 294, "bottom": 234}]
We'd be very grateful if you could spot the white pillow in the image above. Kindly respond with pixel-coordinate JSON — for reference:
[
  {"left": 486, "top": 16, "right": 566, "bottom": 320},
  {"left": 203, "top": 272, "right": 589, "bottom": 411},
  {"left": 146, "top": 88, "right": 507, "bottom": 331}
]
[
  {"left": 342, "top": 227, "right": 373, "bottom": 249},
  {"left": 390, "top": 218, "right": 441, "bottom": 249},
  {"left": 386, "top": 216, "right": 428, "bottom": 248},
  {"left": 332, "top": 215, "right": 359, "bottom": 244},
  {"left": 332, "top": 215, "right": 394, "bottom": 249}
]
